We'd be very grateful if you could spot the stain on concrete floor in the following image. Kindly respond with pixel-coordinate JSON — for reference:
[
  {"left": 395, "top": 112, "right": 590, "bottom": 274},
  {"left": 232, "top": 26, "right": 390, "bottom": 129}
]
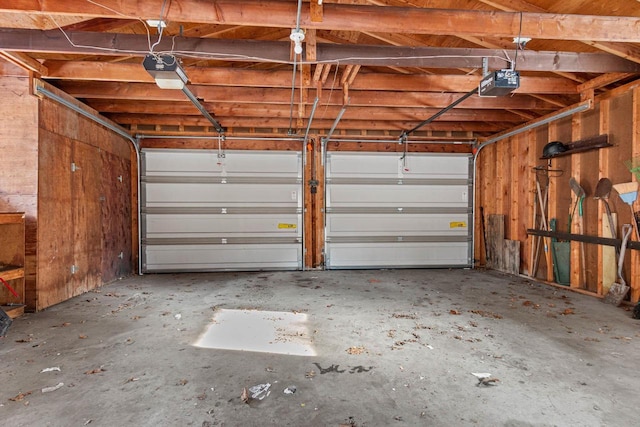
[{"left": 1, "top": 269, "right": 639, "bottom": 426}]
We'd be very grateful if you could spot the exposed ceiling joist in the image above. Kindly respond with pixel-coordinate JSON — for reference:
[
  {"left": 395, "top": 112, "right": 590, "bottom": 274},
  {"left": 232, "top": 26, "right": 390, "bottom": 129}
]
[
  {"left": 57, "top": 81, "right": 562, "bottom": 110},
  {"left": 0, "top": 0, "right": 637, "bottom": 140},
  {"left": 108, "top": 113, "right": 506, "bottom": 132},
  {"left": 475, "top": 0, "right": 640, "bottom": 64},
  {"left": 2, "top": 0, "right": 640, "bottom": 42},
  {"left": 42, "top": 61, "right": 577, "bottom": 94},
  {"left": 0, "top": 50, "right": 46, "bottom": 74},
  {"left": 88, "top": 100, "right": 528, "bottom": 123},
  {"left": 2, "top": 29, "right": 639, "bottom": 73}
]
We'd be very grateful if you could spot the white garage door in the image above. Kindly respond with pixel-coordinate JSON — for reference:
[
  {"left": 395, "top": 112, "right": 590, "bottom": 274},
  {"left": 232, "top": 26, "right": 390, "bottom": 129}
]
[
  {"left": 325, "top": 152, "right": 472, "bottom": 269},
  {"left": 141, "top": 149, "right": 303, "bottom": 272}
]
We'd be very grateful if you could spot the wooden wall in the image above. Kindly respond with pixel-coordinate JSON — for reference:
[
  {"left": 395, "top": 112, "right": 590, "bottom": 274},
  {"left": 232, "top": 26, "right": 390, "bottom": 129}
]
[
  {"left": 476, "top": 83, "right": 640, "bottom": 303},
  {"left": 0, "top": 69, "right": 39, "bottom": 307},
  {"left": 36, "top": 90, "right": 133, "bottom": 310}
]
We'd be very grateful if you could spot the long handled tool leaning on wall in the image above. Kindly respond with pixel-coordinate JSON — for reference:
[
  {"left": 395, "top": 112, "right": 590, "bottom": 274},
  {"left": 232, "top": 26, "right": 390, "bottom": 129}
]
[
  {"left": 604, "top": 224, "right": 633, "bottom": 306},
  {"left": 529, "top": 167, "right": 551, "bottom": 278},
  {"left": 613, "top": 182, "right": 640, "bottom": 241},
  {"left": 569, "top": 177, "right": 587, "bottom": 284}
]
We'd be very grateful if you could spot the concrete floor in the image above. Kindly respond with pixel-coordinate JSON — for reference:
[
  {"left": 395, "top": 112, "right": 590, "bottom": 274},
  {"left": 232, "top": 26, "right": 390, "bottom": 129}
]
[{"left": 1, "top": 269, "right": 639, "bottom": 427}]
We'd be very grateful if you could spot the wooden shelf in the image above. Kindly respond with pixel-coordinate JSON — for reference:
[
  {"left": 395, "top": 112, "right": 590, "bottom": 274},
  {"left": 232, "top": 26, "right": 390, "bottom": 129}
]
[
  {"left": 541, "top": 134, "right": 611, "bottom": 160},
  {"left": 1, "top": 305, "right": 25, "bottom": 319},
  {"left": 0, "top": 265, "right": 25, "bottom": 281},
  {"left": 0, "top": 213, "right": 25, "bottom": 225},
  {"left": 0, "top": 213, "right": 25, "bottom": 314}
]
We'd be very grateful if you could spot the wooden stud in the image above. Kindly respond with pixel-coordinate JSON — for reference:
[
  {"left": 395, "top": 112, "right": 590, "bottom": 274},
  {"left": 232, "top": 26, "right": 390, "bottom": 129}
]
[
  {"left": 597, "top": 99, "right": 611, "bottom": 296},
  {"left": 570, "top": 114, "right": 583, "bottom": 289},
  {"left": 310, "top": 0, "right": 323, "bottom": 23}
]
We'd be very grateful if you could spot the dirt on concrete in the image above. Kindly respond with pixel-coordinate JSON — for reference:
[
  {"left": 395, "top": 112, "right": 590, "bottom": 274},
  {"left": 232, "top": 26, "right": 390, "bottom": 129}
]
[{"left": 1, "top": 269, "right": 639, "bottom": 426}]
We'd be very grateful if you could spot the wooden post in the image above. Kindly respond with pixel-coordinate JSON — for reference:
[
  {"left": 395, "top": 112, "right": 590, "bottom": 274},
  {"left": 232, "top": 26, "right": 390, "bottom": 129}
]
[
  {"left": 570, "top": 113, "right": 583, "bottom": 289},
  {"left": 598, "top": 99, "right": 611, "bottom": 296}
]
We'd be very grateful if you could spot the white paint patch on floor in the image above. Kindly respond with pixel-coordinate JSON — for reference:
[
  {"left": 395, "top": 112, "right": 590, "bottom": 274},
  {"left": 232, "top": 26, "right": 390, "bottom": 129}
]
[{"left": 194, "top": 309, "right": 316, "bottom": 356}]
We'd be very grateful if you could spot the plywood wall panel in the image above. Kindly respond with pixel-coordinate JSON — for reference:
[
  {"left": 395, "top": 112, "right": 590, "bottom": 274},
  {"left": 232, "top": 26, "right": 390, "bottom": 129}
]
[
  {"left": 37, "top": 130, "right": 73, "bottom": 310},
  {"left": 70, "top": 141, "right": 103, "bottom": 297},
  {"left": 39, "top": 97, "right": 80, "bottom": 140},
  {"left": 101, "top": 151, "right": 132, "bottom": 282},
  {"left": 36, "top": 95, "right": 135, "bottom": 310}
]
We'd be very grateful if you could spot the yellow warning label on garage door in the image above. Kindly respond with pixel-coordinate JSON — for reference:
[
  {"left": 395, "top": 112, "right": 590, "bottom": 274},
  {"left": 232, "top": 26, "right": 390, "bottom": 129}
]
[
  {"left": 278, "top": 223, "right": 297, "bottom": 229},
  {"left": 449, "top": 221, "right": 467, "bottom": 228}
]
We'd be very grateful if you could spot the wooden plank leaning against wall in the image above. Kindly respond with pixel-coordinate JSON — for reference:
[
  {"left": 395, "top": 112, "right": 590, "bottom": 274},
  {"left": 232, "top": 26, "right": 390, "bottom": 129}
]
[{"left": 475, "top": 80, "right": 640, "bottom": 303}]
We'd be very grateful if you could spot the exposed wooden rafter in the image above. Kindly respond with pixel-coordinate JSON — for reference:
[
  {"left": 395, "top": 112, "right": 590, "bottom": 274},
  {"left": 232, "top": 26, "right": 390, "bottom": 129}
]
[
  {"left": 1, "top": 0, "right": 640, "bottom": 42},
  {"left": 1, "top": 29, "right": 639, "bottom": 73}
]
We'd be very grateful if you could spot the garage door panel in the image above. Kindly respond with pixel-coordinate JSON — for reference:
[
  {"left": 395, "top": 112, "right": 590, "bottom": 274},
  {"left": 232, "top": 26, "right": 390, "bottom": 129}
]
[
  {"left": 144, "top": 183, "right": 300, "bottom": 207},
  {"left": 144, "top": 149, "right": 301, "bottom": 177},
  {"left": 326, "top": 243, "right": 470, "bottom": 268},
  {"left": 146, "top": 214, "right": 301, "bottom": 237},
  {"left": 327, "top": 184, "right": 469, "bottom": 206},
  {"left": 326, "top": 213, "right": 469, "bottom": 235},
  {"left": 325, "top": 152, "right": 472, "bottom": 269},
  {"left": 141, "top": 149, "right": 303, "bottom": 272},
  {"left": 329, "top": 152, "right": 469, "bottom": 179},
  {"left": 145, "top": 244, "right": 301, "bottom": 271}
]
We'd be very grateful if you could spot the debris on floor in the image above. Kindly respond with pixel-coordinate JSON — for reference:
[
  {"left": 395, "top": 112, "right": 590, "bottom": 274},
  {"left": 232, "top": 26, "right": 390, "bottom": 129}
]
[
  {"left": 339, "top": 416, "right": 358, "bottom": 427},
  {"left": 9, "top": 391, "right": 32, "bottom": 402},
  {"left": 41, "top": 367, "right": 61, "bottom": 373},
  {"left": 284, "top": 385, "right": 297, "bottom": 395},
  {"left": 477, "top": 377, "right": 500, "bottom": 386},
  {"left": 241, "top": 387, "right": 249, "bottom": 404},
  {"left": 42, "top": 382, "right": 64, "bottom": 393},
  {"left": 248, "top": 383, "right": 271, "bottom": 400},
  {"left": 346, "top": 345, "right": 366, "bottom": 355},
  {"left": 472, "top": 372, "right": 499, "bottom": 387}
]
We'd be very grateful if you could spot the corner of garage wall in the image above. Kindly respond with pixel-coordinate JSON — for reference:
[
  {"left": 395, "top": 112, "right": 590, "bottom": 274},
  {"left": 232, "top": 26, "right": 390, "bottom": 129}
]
[{"left": 475, "top": 81, "right": 640, "bottom": 303}]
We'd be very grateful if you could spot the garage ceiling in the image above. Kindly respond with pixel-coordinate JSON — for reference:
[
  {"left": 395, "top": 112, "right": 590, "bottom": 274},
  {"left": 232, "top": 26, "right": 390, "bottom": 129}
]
[{"left": 0, "top": 0, "right": 639, "bottom": 141}]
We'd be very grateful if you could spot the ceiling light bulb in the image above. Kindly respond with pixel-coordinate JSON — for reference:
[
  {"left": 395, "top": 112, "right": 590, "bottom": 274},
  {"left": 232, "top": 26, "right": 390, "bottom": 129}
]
[
  {"left": 512, "top": 36, "right": 532, "bottom": 44},
  {"left": 290, "top": 29, "right": 305, "bottom": 55}
]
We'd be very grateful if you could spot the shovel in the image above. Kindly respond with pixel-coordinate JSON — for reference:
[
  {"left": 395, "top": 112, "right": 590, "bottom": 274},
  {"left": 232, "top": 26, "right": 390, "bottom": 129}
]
[
  {"left": 594, "top": 178, "right": 619, "bottom": 254},
  {"left": 595, "top": 178, "right": 623, "bottom": 288},
  {"left": 604, "top": 224, "right": 633, "bottom": 305},
  {"left": 569, "top": 177, "right": 586, "bottom": 282}
]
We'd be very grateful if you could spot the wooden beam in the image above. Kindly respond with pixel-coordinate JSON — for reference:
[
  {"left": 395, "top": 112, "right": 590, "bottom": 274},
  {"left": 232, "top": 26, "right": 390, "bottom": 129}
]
[
  {"left": 0, "top": 51, "right": 46, "bottom": 74},
  {"left": 475, "top": 0, "right": 640, "bottom": 65},
  {"left": 57, "top": 81, "right": 561, "bottom": 109},
  {"left": 2, "top": 29, "right": 640, "bottom": 73},
  {"left": 577, "top": 73, "right": 635, "bottom": 93},
  {"left": 310, "top": 0, "right": 323, "bottom": 23},
  {"left": 109, "top": 113, "right": 505, "bottom": 132},
  {"left": 2, "top": 0, "right": 640, "bottom": 42},
  {"left": 60, "top": 18, "right": 135, "bottom": 32},
  {"left": 42, "top": 61, "right": 578, "bottom": 94},
  {"left": 88, "top": 100, "right": 526, "bottom": 123}
]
